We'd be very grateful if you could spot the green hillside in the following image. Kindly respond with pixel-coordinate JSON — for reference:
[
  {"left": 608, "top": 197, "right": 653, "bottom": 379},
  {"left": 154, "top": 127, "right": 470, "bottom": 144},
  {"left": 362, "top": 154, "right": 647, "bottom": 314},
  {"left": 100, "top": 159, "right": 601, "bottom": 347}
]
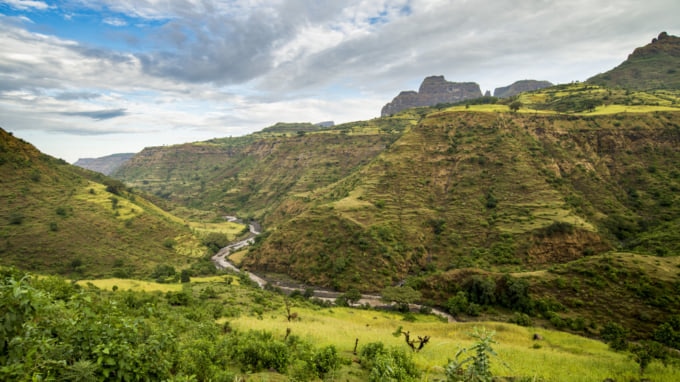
[
  {"left": 114, "top": 116, "right": 415, "bottom": 218},
  {"left": 0, "top": 128, "right": 230, "bottom": 279},
  {"left": 111, "top": 85, "right": 680, "bottom": 340},
  {"left": 244, "top": 107, "right": 680, "bottom": 286},
  {"left": 588, "top": 32, "right": 680, "bottom": 90}
]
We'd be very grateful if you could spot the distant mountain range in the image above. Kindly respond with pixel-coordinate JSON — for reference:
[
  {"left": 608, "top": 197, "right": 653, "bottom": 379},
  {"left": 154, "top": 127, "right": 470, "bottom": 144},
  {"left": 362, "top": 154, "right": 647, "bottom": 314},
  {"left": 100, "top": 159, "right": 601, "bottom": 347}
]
[{"left": 74, "top": 153, "right": 135, "bottom": 175}]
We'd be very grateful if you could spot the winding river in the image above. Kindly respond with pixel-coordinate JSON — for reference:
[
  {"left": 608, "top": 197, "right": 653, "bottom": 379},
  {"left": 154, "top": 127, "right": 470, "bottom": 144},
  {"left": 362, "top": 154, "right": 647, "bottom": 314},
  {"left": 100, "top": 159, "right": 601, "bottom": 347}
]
[{"left": 211, "top": 217, "right": 454, "bottom": 322}]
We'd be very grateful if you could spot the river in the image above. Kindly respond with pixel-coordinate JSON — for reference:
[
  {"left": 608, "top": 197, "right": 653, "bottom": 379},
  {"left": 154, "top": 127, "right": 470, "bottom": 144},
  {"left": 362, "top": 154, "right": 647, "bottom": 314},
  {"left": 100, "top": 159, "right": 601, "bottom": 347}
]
[{"left": 210, "top": 218, "right": 454, "bottom": 322}]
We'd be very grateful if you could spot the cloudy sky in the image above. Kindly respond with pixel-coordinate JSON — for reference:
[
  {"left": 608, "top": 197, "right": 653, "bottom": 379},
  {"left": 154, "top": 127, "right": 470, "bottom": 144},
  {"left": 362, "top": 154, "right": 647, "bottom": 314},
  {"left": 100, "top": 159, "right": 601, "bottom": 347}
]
[{"left": 1, "top": 0, "right": 678, "bottom": 162}]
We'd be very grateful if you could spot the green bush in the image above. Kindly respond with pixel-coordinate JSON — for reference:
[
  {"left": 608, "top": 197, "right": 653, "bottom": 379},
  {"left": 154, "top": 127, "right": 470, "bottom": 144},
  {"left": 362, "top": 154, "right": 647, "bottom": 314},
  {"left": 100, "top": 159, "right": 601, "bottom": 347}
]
[
  {"left": 231, "top": 330, "right": 290, "bottom": 373},
  {"left": 359, "top": 342, "right": 420, "bottom": 382},
  {"left": 601, "top": 321, "right": 629, "bottom": 351}
]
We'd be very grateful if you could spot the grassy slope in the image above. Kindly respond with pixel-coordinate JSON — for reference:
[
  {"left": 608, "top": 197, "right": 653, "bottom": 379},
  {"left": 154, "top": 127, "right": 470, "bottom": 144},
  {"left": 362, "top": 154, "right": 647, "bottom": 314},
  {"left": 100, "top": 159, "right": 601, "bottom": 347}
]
[
  {"left": 0, "top": 128, "right": 236, "bottom": 279},
  {"left": 64, "top": 273, "right": 680, "bottom": 381}
]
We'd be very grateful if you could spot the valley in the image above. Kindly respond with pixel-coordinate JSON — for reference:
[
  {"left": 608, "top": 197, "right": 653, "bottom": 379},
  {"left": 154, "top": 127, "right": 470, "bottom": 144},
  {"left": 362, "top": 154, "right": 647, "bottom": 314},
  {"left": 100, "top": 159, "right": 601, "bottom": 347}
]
[{"left": 2, "top": 31, "right": 680, "bottom": 381}]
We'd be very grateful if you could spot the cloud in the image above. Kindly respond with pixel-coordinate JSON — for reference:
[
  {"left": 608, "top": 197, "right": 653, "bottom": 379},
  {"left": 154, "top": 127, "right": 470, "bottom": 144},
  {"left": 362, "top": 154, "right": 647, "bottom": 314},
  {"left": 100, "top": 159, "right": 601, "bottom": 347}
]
[
  {"left": 3, "top": 0, "right": 49, "bottom": 11},
  {"left": 61, "top": 108, "right": 128, "bottom": 120},
  {"left": 55, "top": 91, "right": 102, "bottom": 101},
  {"left": 102, "top": 17, "right": 127, "bottom": 27}
]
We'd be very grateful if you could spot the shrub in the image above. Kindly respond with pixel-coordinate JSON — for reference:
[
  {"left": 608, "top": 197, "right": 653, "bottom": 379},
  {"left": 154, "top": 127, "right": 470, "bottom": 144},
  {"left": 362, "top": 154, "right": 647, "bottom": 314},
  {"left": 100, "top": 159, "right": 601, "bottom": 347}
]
[
  {"left": 359, "top": 342, "right": 420, "bottom": 382},
  {"left": 509, "top": 312, "right": 532, "bottom": 327},
  {"left": 232, "top": 330, "right": 290, "bottom": 373},
  {"left": 8, "top": 212, "right": 24, "bottom": 225},
  {"left": 445, "top": 327, "right": 503, "bottom": 382},
  {"left": 601, "top": 322, "right": 628, "bottom": 351},
  {"left": 446, "top": 291, "right": 469, "bottom": 315}
]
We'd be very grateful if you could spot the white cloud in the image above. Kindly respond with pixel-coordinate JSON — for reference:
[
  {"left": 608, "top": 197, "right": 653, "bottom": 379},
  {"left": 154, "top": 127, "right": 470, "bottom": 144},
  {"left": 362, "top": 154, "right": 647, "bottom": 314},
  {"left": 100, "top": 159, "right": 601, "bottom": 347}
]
[
  {"left": 102, "top": 17, "right": 127, "bottom": 27},
  {"left": 3, "top": 0, "right": 49, "bottom": 10}
]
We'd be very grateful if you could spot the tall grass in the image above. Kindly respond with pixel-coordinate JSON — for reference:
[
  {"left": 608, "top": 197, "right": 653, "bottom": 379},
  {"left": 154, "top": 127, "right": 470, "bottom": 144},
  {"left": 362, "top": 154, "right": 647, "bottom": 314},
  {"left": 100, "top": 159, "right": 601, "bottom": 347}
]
[{"left": 229, "top": 306, "right": 680, "bottom": 381}]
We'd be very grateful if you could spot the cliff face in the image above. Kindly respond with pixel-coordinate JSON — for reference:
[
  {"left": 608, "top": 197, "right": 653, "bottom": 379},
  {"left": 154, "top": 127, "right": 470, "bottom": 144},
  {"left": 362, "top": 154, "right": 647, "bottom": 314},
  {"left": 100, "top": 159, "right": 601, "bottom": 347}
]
[
  {"left": 381, "top": 75, "right": 482, "bottom": 116},
  {"left": 493, "top": 80, "right": 553, "bottom": 98}
]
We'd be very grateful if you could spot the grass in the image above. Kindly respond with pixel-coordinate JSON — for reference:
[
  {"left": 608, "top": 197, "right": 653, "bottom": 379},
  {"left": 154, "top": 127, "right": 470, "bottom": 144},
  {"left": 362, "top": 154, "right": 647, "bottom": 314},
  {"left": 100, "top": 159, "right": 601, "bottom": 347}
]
[
  {"left": 227, "top": 304, "right": 680, "bottom": 381},
  {"left": 76, "top": 278, "right": 183, "bottom": 292}
]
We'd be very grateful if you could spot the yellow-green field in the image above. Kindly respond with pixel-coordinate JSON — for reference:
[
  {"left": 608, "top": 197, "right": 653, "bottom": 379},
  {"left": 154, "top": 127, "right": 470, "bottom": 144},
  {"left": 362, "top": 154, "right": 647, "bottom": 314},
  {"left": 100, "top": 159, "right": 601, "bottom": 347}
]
[
  {"left": 76, "top": 278, "right": 183, "bottom": 292},
  {"left": 228, "top": 306, "right": 680, "bottom": 381}
]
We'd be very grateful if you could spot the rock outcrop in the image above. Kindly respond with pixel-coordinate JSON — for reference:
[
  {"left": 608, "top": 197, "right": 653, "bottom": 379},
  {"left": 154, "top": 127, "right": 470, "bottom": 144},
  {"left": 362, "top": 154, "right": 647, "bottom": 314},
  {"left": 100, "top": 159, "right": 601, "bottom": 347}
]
[
  {"left": 381, "top": 76, "right": 482, "bottom": 116},
  {"left": 493, "top": 80, "right": 553, "bottom": 98}
]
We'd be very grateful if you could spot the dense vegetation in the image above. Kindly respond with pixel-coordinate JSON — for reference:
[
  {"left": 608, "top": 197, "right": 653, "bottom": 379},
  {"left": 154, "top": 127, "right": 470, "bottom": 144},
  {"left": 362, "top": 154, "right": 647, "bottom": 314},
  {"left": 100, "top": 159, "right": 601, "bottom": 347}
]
[{"left": 4, "top": 267, "right": 680, "bottom": 381}]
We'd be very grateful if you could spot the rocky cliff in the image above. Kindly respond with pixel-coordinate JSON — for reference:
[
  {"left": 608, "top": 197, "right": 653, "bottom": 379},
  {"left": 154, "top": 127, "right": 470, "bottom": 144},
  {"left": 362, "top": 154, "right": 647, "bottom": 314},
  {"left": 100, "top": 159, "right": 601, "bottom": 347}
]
[
  {"left": 493, "top": 79, "right": 553, "bottom": 98},
  {"left": 381, "top": 75, "right": 482, "bottom": 116}
]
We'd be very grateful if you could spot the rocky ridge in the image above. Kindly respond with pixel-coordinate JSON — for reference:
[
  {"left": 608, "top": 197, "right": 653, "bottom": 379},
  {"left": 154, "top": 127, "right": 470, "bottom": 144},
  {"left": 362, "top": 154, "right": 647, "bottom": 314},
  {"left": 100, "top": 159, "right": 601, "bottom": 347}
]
[
  {"left": 493, "top": 80, "right": 553, "bottom": 98},
  {"left": 380, "top": 75, "right": 482, "bottom": 116}
]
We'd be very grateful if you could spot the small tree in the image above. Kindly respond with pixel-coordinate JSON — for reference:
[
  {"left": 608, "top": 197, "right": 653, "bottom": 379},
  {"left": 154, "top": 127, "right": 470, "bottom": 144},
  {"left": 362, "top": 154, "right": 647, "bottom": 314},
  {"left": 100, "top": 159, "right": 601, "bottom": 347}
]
[
  {"left": 344, "top": 288, "right": 362, "bottom": 305},
  {"left": 381, "top": 286, "right": 421, "bottom": 312},
  {"left": 509, "top": 100, "right": 522, "bottom": 112},
  {"left": 445, "top": 327, "right": 504, "bottom": 382},
  {"left": 180, "top": 269, "right": 191, "bottom": 283},
  {"left": 393, "top": 326, "right": 430, "bottom": 352}
]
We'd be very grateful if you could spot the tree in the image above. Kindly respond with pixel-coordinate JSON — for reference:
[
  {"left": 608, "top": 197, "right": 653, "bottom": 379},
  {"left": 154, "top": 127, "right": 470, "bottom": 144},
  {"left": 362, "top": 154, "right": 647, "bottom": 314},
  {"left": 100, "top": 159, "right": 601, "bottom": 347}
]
[
  {"left": 381, "top": 286, "right": 421, "bottom": 312},
  {"left": 509, "top": 100, "right": 522, "bottom": 112},
  {"left": 180, "top": 269, "right": 191, "bottom": 283},
  {"left": 344, "top": 288, "right": 362, "bottom": 305}
]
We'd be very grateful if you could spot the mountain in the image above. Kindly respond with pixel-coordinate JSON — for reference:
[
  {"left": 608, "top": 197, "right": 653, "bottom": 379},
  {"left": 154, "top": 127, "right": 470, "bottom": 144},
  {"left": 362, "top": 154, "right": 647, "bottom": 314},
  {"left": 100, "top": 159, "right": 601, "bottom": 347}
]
[
  {"left": 74, "top": 152, "right": 135, "bottom": 175},
  {"left": 587, "top": 32, "right": 680, "bottom": 90},
  {"left": 0, "top": 127, "right": 210, "bottom": 279},
  {"left": 493, "top": 79, "right": 553, "bottom": 98},
  {"left": 380, "top": 75, "right": 482, "bottom": 116}
]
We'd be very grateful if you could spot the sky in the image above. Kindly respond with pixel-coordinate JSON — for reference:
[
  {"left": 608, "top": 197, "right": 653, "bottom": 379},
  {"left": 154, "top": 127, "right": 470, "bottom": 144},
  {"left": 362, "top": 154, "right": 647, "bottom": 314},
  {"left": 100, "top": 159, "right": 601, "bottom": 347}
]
[{"left": 1, "top": 0, "right": 678, "bottom": 163}]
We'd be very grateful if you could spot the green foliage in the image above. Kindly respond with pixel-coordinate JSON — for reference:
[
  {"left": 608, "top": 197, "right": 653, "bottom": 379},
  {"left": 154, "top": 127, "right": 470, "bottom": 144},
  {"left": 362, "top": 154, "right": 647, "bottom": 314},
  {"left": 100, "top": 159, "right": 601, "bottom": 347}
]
[
  {"left": 229, "top": 330, "right": 290, "bottom": 373},
  {"left": 602, "top": 322, "right": 629, "bottom": 351},
  {"left": 445, "top": 327, "right": 502, "bottom": 382},
  {"left": 151, "top": 264, "right": 177, "bottom": 281},
  {"left": 509, "top": 312, "right": 533, "bottom": 327},
  {"left": 381, "top": 286, "right": 422, "bottom": 312},
  {"left": 446, "top": 291, "right": 470, "bottom": 316},
  {"left": 509, "top": 100, "right": 522, "bottom": 112},
  {"left": 654, "top": 315, "right": 680, "bottom": 349},
  {"left": 359, "top": 342, "right": 420, "bottom": 382},
  {"left": 180, "top": 269, "right": 191, "bottom": 283},
  {"left": 103, "top": 179, "right": 127, "bottom": 195},
  {"left": 0, "top": 268, "right": 352, "bottom": 381},
  {"left": 201, "top": 232, "right": 229, "bottom": 254},
  {"left": 630, "top": 340, "right": 669, "bottom": 375}
]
